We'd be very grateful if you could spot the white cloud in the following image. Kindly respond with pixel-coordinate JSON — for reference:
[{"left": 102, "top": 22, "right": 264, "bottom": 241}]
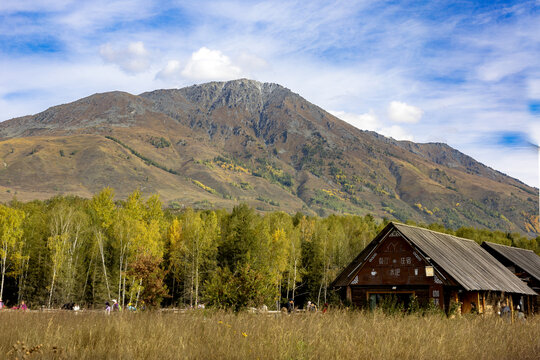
[
  {"left": 100, "top": 41, "right": 150, "bottom": 74},
  {"left": 528, "top": 78, "right": 540, "bottom": 99},
  {"left": 476, "top": 56, "right": 531, "bottom": 82},
  {"left": 237, "top": 53, "right": 268, "bottom": 72},
  {"left": 330, "top": 110, "right": 380, "bottom": 132},
  {"left": 156, "top": 60, "right": 182, "bottom": 80},
  {"left": 379, "top": 125, "right": 414, "bottom": 141},
  {"left": 181, "top": 47, "right": 242, "bottom": 81},
  {"left": 530, "top": 123, "right": 540, "bottom": 147},
  {"left": 388, "top": 101, "right": 423, "bottom": 124},
  {"left": 331, "top": 110, "right": 414, "bottom": 141},
  {"left": 466, "top": 146, "right": 538, "bottom": 189},
  {"left": 55, "top": 1, "right": 155, "bottom": 32},
  {"left": 0, "top": 59, "right": 160, "bottom": 121},
  {"left": 0, "top": 0, "right": 73, "bottom": 13}
]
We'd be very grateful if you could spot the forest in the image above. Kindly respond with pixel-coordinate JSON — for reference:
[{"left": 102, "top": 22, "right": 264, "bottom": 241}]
[{"left": 0, "top": 188, "right": 538, "bottom": 310}]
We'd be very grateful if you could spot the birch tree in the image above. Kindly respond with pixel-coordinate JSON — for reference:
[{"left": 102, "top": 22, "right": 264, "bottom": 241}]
[
  {"left": 262, "top": 212, "right": 292, "bottom": 307},
  {"left": 47, "top": 202, "right": 86, "bottom": 307},
  {"left": 0, "top": 204, "right": 25, "bottom": 301},
  {"left": 89, "top": 188, "right": 116, "bottom": 301},
  {"left": 120, "top": 192, "right": 166, "bottom": 307},
  {"left": 182, "top": 209, "right": 219, "bottom": 306}
]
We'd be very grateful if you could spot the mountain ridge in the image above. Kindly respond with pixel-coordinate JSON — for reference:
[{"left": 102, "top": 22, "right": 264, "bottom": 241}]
[{"left": 0, "top": 79, "right": 537, "bottom": 235}]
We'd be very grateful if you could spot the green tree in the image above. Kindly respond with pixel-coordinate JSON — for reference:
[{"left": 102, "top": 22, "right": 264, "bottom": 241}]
[
  {"left": 166, "top": 217, "right": 185, "bottom": 304},
  {"left": 127, "top": 253, "right": 167, "bottom": 307},
  {"left": 15, "top": 200, "right": 49, "bottom": 305},
  {"left": 263, "top": 212, "right": 292, "bottom": 308},
  {"left": 203, "top": 263, "right": 268, "bottom": 311},
  {"left": 89, "top": 188, "right": 116, "bottom": 301},
  {"left": 118, "top": 191, "right": 166, "bottom": 307},
  {"left": 0, "top": 204, "right": 25, "bottom": 302},
  {"left": 218, "top": 204, "right": 260, "bottom": 270},
  {"left": 47, "top": 200, "right": 87, "bottom": 307}
]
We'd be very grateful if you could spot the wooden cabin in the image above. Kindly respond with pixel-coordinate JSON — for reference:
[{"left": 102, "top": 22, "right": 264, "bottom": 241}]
[
  {"left": 331, "top": 222, "right": 537, "bottom": 315},
  {"left": 481, "top": 241, "right": 540, "bottom": 314}
]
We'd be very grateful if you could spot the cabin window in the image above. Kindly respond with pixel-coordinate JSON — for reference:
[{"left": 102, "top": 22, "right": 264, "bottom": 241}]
[{"left": 414, "top": 268, "right": 418, "bottom": 276}]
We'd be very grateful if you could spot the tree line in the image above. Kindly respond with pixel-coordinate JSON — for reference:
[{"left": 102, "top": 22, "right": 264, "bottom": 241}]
[{"left": 0, "top": 188, "right": 538, "bottom": 310}]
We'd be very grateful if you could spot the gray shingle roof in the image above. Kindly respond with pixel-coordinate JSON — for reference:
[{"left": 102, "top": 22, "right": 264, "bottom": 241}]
[
  {"left": 394, "top": 223, "right": 536, "bottom": 295},
  {"left": 481, "top": 241, "right": 540, "bottom": 283}
]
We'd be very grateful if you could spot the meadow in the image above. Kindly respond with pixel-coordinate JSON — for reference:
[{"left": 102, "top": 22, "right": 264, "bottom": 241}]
[{"left": 1, "top": 310, "right": 538, "bottom": 359}]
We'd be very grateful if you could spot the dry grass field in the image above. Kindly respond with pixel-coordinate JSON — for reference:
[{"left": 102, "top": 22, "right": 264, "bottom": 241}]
[{"left": 1, "top": 310, "right": 538, "bottom": 359}]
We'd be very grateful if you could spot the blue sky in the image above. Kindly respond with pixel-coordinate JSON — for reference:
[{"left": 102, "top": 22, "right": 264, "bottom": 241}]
[{"left": 1, "top": 0, "right": 539, "bottom": 188}]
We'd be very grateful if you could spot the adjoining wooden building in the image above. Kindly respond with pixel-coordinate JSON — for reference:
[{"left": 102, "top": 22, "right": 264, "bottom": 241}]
[
  {"left": 481, "top": 241, "right": 540, "bottom": 314},
  {"left": 331, "top": 222, "right": 537, "bottom": 315}
]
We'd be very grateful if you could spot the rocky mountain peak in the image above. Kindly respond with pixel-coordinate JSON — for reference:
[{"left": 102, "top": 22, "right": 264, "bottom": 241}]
[{"left": 176, "top": 79, "right": 293, "bottom": 114}]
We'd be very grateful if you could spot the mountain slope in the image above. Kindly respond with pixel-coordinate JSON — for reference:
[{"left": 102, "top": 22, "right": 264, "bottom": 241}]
[{"left": 0, "top": 79, "right": 537, "bottom": 235}]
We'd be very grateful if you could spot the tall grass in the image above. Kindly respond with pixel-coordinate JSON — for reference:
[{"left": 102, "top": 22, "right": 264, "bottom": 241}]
[{"left": 1, "top": 310, "right": 538, "bottom": 359}]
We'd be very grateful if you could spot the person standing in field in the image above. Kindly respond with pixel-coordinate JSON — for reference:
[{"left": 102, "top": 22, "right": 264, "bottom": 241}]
[
  {"left": 0, "top": 298, "right": 4, "bottom": 310},
  {"left": 322, "top": 303, "right": 329, "bottom": 314},
  {"left": 19, "top": 300, "right": 28, "bottom": 311},
  {"left": 500, "top": 301, "right": 511, "bottom": 322},
  {"left": 516, "top": 305, "right": 525, "bottom": 322},
  {"left": 286, "top": 299, "right": 294, "bottom": 313},
  {"left": 105, "top": 301, "right": 111, "bottom": 315},
  {"left": 112, "top": 299, "right": 121, "bottom": 312}
]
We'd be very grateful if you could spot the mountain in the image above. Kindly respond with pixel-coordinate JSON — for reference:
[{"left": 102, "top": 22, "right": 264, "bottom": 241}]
[{"left": 0, "top": 79, "right": 538, "bottom": 235}]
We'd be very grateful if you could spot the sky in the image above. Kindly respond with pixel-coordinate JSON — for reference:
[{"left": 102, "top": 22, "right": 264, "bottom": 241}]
[{"left": 1, "top": 0, "right": 540, "bottom": 188}]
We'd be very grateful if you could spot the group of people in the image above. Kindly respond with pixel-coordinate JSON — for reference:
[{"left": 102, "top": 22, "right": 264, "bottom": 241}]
[
  {"left": 498, "top": 301, "right": 526, "bottom": 322},
  {"left": 105, "top": 299, "right": 122, "bottom": 314},
  {"left": 105, "top": 299, "right": 143, "bottom": 314},
  {"left": 0, "top": 298, "right": 28, "bottom": 311},
  {"left": 61, "top": 302, "right": 81, "bottom": 311},
  {"left": 282, "top": 299, "right": 328, "bottom": 314},
  {"left": 467, "top": 300, "right": 526, "bottom": 322}
]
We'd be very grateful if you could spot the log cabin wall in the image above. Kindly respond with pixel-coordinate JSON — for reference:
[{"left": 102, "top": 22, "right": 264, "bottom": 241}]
[
  {"left": 347, "top": 232, "right": 446, "bottom": 310},
  {"left": 460, "top": 291, "right": 480, "bottom": 314}
]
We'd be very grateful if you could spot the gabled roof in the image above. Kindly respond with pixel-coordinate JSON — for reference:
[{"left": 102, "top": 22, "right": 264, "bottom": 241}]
[
  {"left": 332, "top": 222, "right": 536, "bottom": 295},
  {"left": 481, "top": 241, "right": 540, "bottom": 282}
]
